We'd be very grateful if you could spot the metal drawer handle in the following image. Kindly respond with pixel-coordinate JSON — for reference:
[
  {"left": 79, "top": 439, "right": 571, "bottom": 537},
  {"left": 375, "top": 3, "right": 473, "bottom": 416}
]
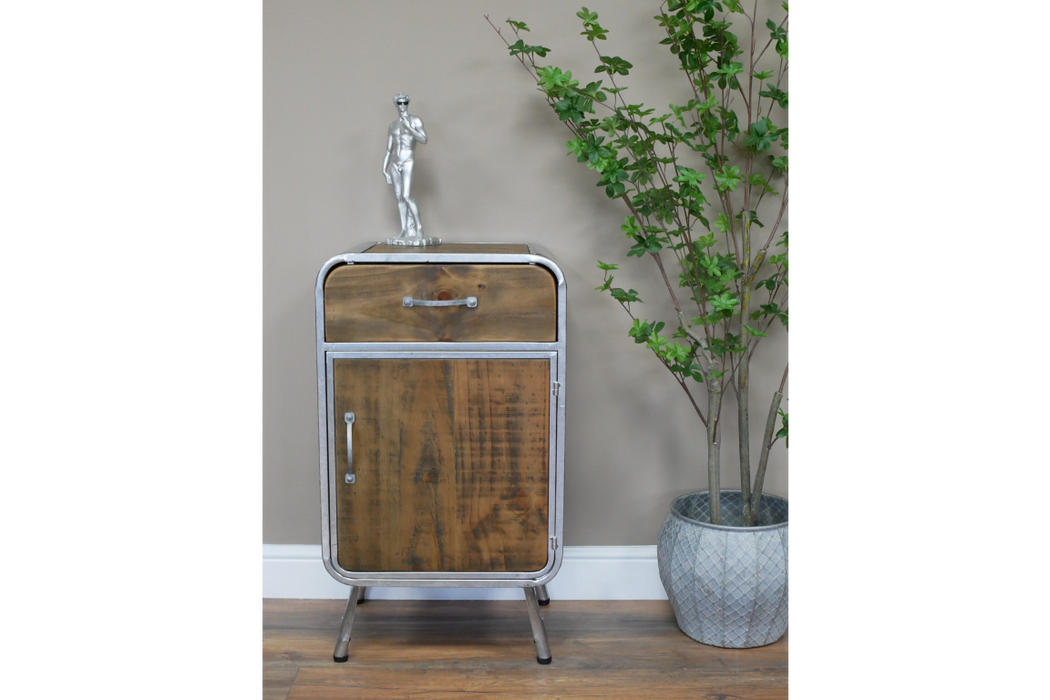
[
  {"left": 403, "top": 296, "right": 477, "bottom": 308},
  {"left": 344, "top": 412, "right": 356, "bottom": 484}
]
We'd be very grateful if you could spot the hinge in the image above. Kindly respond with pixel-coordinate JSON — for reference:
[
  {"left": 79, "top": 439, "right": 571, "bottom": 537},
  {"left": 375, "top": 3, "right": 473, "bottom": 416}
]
[
  {"left": 550, "top": 536, "right": 558, "bottom": 550},
  {"left": 552, "top": 381, "right": 561, "bottom": 397}
]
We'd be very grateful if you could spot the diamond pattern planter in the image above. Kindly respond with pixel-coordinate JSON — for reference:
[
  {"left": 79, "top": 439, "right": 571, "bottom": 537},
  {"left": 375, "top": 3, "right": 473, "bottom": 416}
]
[{"left": 658, "top": 490, "right": 788, "bottom": 648}]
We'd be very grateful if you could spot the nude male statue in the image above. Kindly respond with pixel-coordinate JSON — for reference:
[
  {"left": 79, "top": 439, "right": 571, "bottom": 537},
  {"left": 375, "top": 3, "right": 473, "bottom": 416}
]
[{"left": 383, "top": 93, "right": 429, "bottom": 241}]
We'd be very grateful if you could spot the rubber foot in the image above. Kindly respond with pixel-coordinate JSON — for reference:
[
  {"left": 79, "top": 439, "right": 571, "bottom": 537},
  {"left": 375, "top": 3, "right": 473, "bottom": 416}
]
[
  {"left": 333, "top": 654, "right": 348, "bottom": 663},
  {"left": 538, "top": 599, "right": 550, "bottom": 606},
  {"left": 537, "top": 656, "right": 552, "bottom": 665},
  {"left": 357, "top": 598, "right": 366, "bottom": 605}
]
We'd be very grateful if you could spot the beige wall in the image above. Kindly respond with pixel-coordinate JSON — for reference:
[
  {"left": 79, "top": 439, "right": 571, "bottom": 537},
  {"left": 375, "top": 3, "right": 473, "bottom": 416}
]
[{"left": 263, "top": 0, "right": 788, "bottom": 545}]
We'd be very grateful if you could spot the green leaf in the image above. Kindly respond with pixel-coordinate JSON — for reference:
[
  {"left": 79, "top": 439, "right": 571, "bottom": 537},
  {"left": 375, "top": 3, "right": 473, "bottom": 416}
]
[
  {"left": 745, "top": 118, "right": 775, "bottom": 152},
  {"left": 554, "top": 94, "right": 593, "bottom": 124},
  {"left": 506, "top": 19, "right": 530, "bottom": 32},
  {"left": 566, "top": 137, "right": 585, "bottom": 160},
  {"left": 577, "top": 7, "right": 609, "bottom": 41},
  {"left": 746, "top": 173, "right": 778, "bottom": 194},
  {"left": 596, "top": 55, "right": 633, "bottom": 76},
  {"left": 742, "top": 324, "right": 768, "bottom": 338},
  {"left": 536, "top": 66, "right": 578, "bottom": 96},
  {"left": 596, "top": 260, "right": 619, "bottom": 271},
  {"left": 581, "top": 80, "right": 608, "bottom": 102},
  {"left": 714, "top": 166, "right": 742, "bottom": 192},
  {"left": 709, "top": 293, "right": 739, "bottom": 314},
  {"left": 578, "top": 17, "right": 608, "bottom": 41},
  {"left": 610, "top": 287, "right": 641, "bottom": 304},
  {"left": 714, "top": 213, "right": 731, "bottom": 234},
  {"left": 735, "top": 209, "right": 764, "bottom": 227},
  {"left": 776, "top": 409, "right": 788, "bottom": 447},
  {"left": 759, "top": 83, "right": 788, "bottom": 109},
  {"left": 628, "top": 319, "right": 658, "bottom": 343},
  {"left": 620, "top": 215, "right": 641, "bottom": 237},
  {"left": 672, "top": 166, "right": 705, "bottom": 188},
  {"left": 508, "top": 39, "right": 550, "bottom": 58},
  {"left": 694, "top": 232, "right": 717, "bottom": 249},
  {"left": 770, "top": 155, "right": 788, "bottom": 173},
  {"left": 754, "top": 275, "right": 778, "bottom": 292},
  {"left": 713, "top": 61, "right": 744, "bottom": 79},
  {"left": 576, "top": 7, "right": 598, "bottom": 23}
]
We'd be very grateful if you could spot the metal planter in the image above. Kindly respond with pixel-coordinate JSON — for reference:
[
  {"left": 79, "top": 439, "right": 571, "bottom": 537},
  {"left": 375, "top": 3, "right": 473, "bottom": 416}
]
[{"left": 657, "top": 490, "right": 789, "bottom": 648}]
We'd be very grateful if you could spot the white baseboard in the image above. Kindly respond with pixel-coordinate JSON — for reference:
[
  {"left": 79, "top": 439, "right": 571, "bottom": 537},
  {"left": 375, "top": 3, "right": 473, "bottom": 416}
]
[{"left": 262, "top": 544, "right": 667, "bottom": 600}]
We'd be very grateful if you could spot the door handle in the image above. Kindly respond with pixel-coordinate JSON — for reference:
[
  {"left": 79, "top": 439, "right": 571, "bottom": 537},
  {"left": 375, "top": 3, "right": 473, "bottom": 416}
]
[
  {"left": 403, "top": 296, "right": 477, "bottom": 308},
  {"left": 344, "top": 412, "right": 356, "bottom": 484}
]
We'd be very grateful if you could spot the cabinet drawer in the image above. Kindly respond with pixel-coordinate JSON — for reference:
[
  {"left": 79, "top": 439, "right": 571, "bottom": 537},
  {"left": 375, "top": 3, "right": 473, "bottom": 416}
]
[{"left": 324, "top": 264, "right": 557, "bottom": 342}]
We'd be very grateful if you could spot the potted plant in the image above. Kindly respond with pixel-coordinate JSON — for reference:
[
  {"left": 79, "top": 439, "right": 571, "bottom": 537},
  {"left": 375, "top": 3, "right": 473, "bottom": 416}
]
[{"left": 489, "top": 1, "right": 789, "bottom": 647}]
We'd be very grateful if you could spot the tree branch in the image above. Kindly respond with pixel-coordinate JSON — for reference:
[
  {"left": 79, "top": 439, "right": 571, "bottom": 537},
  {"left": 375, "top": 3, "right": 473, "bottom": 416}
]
[{"left": 753, "top": 13, "right": 788, "bottom": 67}]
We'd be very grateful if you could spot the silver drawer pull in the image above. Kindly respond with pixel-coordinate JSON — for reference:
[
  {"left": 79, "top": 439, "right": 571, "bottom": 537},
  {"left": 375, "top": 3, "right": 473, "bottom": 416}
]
[
  {"left": 403, "top": 296, "right": 477, "bottom": 308},
  {"left": 344, "top": 412, "right": 356, "bottom": 484}
]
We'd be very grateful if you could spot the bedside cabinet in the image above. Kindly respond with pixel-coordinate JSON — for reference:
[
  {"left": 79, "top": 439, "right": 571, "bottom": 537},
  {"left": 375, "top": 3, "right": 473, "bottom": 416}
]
[{"left": 315, "top": 242, "right": 566, "bottom": 663}]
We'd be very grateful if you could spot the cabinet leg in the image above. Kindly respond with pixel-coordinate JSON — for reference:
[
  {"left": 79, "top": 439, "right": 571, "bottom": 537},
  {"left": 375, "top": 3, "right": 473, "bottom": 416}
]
[
  {"left": 536, "top": 583, "right": 550, "bottom": 606},
  {"left": 524, "top": 587, "right": 552, "bottom": 664},
  {"left": 333, "top": 585, "right": 361, "bottom": 663},
  {"left": 357, "top": 586, "right": 367, "bottom": 604}
]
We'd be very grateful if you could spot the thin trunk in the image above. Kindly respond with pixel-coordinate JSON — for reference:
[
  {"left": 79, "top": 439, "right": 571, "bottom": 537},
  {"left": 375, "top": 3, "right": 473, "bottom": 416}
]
[
  {"left": 747, "top": 392, "right": 781, "bottom": 522},
  {"left": 707, "top": 363, "right": 723, "bottom": 524},
  {"left": 739, "top": 6, "right": 755, "bottom": 531},
  {"left": 755, "top": 365, "right": 789, "bottom": 522},
  {"left": 737, "top": 361, "right": 751, "bottom": 525},
  {"left": 737, "top": 284, "right": 752, "bottom": 526}
]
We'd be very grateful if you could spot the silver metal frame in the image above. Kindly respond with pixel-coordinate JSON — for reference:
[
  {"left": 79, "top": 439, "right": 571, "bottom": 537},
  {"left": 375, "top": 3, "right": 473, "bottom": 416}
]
[
  {"left": 524, "top": 586, "right": 553, "bottom": 663},
  {"left": 315, "top": 242, "right": 567, "bottom": 589},
  {"left": 332, "top": 585, "right": 360, "bottom": 662}
]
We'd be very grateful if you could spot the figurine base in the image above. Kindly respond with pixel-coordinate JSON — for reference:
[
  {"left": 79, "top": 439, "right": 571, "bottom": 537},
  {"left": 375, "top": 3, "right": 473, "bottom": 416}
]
[{"left": 385, "top": 236, "right": 442, "bottom": 247}]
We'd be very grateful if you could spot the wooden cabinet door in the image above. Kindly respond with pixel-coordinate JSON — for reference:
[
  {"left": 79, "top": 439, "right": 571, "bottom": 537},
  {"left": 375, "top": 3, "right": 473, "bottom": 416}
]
[{"left": 331, "top": 357, "right": 552, "bottom": 573}]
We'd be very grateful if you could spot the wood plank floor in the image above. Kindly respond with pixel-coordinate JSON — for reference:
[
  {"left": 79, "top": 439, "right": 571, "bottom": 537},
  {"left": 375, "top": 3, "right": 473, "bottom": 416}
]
[{"left": 264, "top": 598, "right": 787, "bottom": 699}]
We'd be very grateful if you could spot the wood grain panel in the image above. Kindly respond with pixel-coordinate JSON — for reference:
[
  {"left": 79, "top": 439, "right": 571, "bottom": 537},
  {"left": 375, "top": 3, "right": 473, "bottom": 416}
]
[
  {"left": 263, "top": 599, "right": 788, "bottom": 699},
  {"left": 263, "top": 664, "right": 298, "bottom": 700},
  {"left": 333, "top": 358, "right": 551, "bottom": 573},
  {"left": 288, "top": 668, "right": 786, "bottom": 699},
  {"left": 324, "top": 264, "right": 556, "bottom": 342},
  {"left": 364, "top": 243, "right": 531, "bottom": 255}
]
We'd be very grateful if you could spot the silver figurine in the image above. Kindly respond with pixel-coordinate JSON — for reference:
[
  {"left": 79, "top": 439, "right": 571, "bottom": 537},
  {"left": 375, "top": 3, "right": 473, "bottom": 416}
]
[{"left": 383, "top": 93, "right": 439, "bottom": 246}]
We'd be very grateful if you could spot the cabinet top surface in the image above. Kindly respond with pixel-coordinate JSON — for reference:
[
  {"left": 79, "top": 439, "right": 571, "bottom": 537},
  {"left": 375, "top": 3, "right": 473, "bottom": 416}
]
[{"left": 363, "top": 243, "right": 531, "bottom": 255}]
